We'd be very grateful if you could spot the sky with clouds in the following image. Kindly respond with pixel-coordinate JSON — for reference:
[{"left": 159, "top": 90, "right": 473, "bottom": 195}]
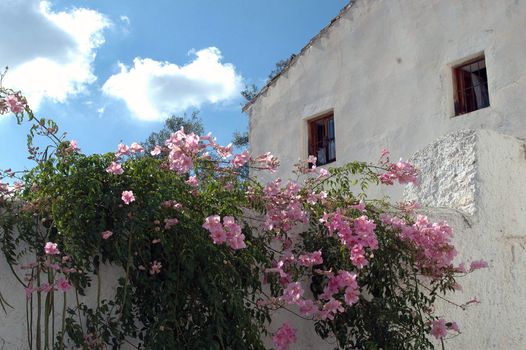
[{"left": 0, "top": 0, "right": 347, "bottom": 171}]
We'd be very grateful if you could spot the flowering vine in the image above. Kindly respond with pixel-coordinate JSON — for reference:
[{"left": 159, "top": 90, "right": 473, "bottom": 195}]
[{"left": 0, "top": 86, "right": 488, "bottom": 350}]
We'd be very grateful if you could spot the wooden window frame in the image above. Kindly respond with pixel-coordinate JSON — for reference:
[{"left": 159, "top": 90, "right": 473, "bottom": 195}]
[
  {"left": 453, "top": 55, "right": 490, "bottom": 116},
  {"left": 308, "top": 112, "right": 336, "bottom": 167}
]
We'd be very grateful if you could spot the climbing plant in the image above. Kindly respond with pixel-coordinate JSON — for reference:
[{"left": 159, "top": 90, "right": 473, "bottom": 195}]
[{"left": 0, "top": 87, "right": 486, "bottom": 350}]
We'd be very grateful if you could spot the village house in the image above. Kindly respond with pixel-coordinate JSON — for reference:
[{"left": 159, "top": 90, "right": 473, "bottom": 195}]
[
  {"left": 245, "top": 1, "right": 526, "bottom": 349},
  {"left": 245, "top": 0, "right": 526, "bottom": 180}
]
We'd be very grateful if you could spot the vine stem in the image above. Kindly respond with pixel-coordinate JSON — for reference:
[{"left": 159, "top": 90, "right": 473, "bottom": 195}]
[
  {"left": 120, "top": 228, "right": 133, "bottom": 322},
  {"left": 60, "top": 292, "right": 66, "bottom": 350},
  {"left": 97, "top": 261, "right": 101, "bottom": 309},
  {"left": 36, "top": 261, "right": 42, "bottom": 350}
]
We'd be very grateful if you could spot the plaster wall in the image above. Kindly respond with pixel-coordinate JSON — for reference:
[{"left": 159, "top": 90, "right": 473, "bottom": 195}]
[
  {"left": 0, "top": 249, "right": 127, "bottom": 350},
  {"left": 404, "top": 129, "right": 526, "bottom": 349},
  {"left": 247, "top": 0, "right": 526, "bottom": 185}
]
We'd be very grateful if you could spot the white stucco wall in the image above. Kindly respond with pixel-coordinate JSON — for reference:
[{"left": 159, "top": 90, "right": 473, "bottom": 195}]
[
  {"left": 247, "top": 0, "right": 526, "bottom": 184},
  {"left": 405, "top": 129, "right": 526, "bottom": 349},
  {"left": 0, "top": 249, "right": 125, "bottom": 350}
]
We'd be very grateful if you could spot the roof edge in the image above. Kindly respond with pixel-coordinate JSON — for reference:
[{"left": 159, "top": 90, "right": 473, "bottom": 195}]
[{"left": 242, "top": 0, "right": 356, "bottom": 113}]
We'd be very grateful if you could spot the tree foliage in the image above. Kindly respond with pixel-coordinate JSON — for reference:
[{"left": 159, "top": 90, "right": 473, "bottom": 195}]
[{"left": 142, "top": 112, "right": 204, "bottom": 153}]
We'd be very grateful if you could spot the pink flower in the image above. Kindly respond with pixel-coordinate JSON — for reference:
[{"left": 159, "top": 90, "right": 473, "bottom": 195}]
[
  {"left": 57, "top": 277, "right": 71, "bottom": 292},
  {"left": 448, "top": 321, "right": 460, "bottom": 333},
  {"left": 379, "top": 160, "right": 418, "bottom": 185},
  {"left": 101, "top": 230, "right": 113, "bottom": 240},
  {"left": 298, "top": 299, "right": 318, "bottom": 316},
  {"left": 150, "top": 260, "right": 162, "bottom": 275},
  {"left": 44, "top": 242, "right": 60, "bottom": 255},
  {"left": 39, "top": 283, "right": 54, "bottom": 293},
  {"left": 121, "top": 190, "right": 135, "bottom": 205},
  {"left": 469, "top": 259, "right": 488, "bottom": 272},
  {"left": 298, "top": 251, "right": 323, "bottom": 267},
  {"left": 223, "top": 216, "right": 246, "bottom": 250},
  {"left": 203, "top": 215, "right": 246, "bottom": 249},
  {"left": 115, "top": 143, "right": 130, "bottom": 157},
  {"left": 320, "top": 298, "right": 344, "bottom": 320},
  {"left": 336, "top": 270, "right": 358, "bottom": 289},
  {"left": 430, "top": 319, "right": 448, "bottom": 339},
  {"left": 130, "top": 142, "right": 144, "bottom": 153},
  {"left": 106, "top": 162, "right": 123, "bottom": 175},
  {"left": 215, "top": 143, "right": 233, "bottom": 159},
  {"left": 185, "top": 175, "right": 198, "bottom": 187},
  {"left": 25, "top": 286, "right": 34, "bottom": 300},
  {"left": 272, "top": 323, "right": 296, "bottom": 350},
  {"left": 344, "top": 286, "right": 360, "bottom": 305},
  {"left": 150, "top": 145, "right": 162, "bottom": 156},
  {"left": 281, "top": 282, "right": 304, "bottom": 305},
  {"left": 66, "top": 140, "right": 80, "bottom": 152},
  {"left": 317, "top": 168, "right": 330, "bottom": 178},
  {"left": 231, "top": 150, "right": 249, "bottom": 168},
  {"left": 351, "top": 200, "right": 366, "bottom": 212},
  {"left": 5, "top": 95, "right": 24, "bottom": 113},
  {"left": 254, "top": 152, "right": 279, "bottom": 172},
  {"left": 227, "top": 232, "right": 247, "bottom": 250},
  {"left": 164, "top": 218, "right": 179, "bottom": 229}
]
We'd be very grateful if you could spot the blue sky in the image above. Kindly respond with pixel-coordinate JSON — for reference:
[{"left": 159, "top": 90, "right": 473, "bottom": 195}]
[{"left": 0, "top": 0, "right": 347, "bottom": 172}]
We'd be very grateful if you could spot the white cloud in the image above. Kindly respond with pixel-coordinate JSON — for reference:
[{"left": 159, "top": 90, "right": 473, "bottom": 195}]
[
  {"left": 0, "top": 0, "right": 110, "bottom": 109},
  {"left": 102, "top": 47, "right": 243, "bottom": 121},
  {"left": 120, "top": 15, "right": 130, "bottom": 25}
]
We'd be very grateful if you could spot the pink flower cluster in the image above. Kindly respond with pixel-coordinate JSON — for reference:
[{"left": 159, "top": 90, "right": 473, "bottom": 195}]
[
  {"left": 202, "top": 215, "right": 246, "bottom": 250},
  {"left": 253, "top": 152, "right": 280, "bottom": 172},
  {"left": 430, "top": 318, "right": 460, "bottom": 339},
  {"left": 387, "top": 214, "right": 456, "bottom": 275},
  {"left": 106, "top": 161, "right": 123, "bottom": 175},
  {"left": 231, "top": 150, "right": 249, "bottom": 168},
  {"left": 322, "top": 210, "right": 378, "bottom": 269},
  {"left": 298, "top": 251, "right": 323, "bottom": 267},
  {"left": 267, "top": 250, "right": 360, "bottom": 320},
  {"left": 65, "top": 140, "right": 80, "bottom": 153},
  {"left": 319, "top": 270, "right": 360, "bottom": 318},
  {"left": 165, "top": 128, "right": 202, "bottom": 175},
  {"left": 24, "top": 243, "right": 74, "bottom": 299},
  {"left": 44, "top": 242, "right": 60, "bottom": 255},
  {"left": 1, "top": 95, "right": 24, "bottom": 114},
  {"left": 262, "top": 179, "right": 308, "bottom": 232},
  {"left": 377, "top": 150, "right": 418, "bottom": 185},
  {"left": 272, "top": 323, "right": 297, "bottom": 350}
]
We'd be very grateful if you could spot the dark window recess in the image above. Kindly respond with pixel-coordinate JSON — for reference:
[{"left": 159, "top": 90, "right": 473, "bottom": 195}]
[
  {"left": 308, "top": 113, "right": 336, "bottom": 166},
  {"left": 454, "top": 56, "right": 490, "bottom": 115}
]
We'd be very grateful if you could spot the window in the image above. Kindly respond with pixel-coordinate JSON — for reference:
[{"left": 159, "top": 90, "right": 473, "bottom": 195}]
[
  {"left": 308, "top": 112, "right": 336, "bottom": 166},
  {"left": 453, "top": 55, "right": 490, "bottom": 115}
]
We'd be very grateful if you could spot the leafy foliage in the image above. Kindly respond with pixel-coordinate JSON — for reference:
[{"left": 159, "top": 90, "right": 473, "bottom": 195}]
[
  {"left": 142, "top": 112, "right": 204, "bottom": 153},
  {"left": 0, "top": 87, "right": 485, "bottom": 350}
]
